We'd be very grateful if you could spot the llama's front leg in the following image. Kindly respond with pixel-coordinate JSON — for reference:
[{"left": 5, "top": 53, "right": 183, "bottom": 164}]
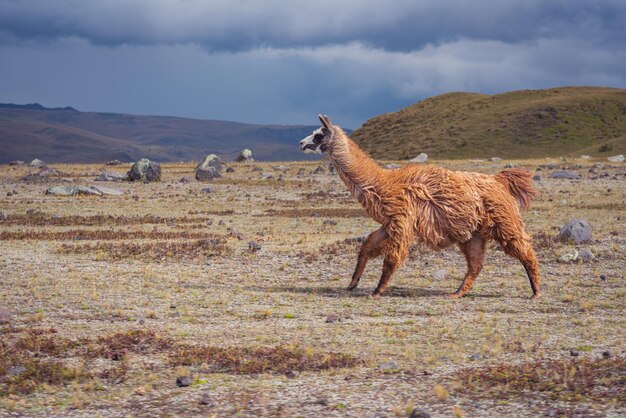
[
  {"left": 347, "top": 227, "right": 388, "bottom": 290},
  {"left": 372, "top": 242, "right": 409, "bottom": 299}
]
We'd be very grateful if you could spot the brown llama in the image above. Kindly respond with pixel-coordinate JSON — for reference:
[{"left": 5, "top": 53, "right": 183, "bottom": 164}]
[{"left": 299, "top": 115, "right": 540, "bottom": 299}]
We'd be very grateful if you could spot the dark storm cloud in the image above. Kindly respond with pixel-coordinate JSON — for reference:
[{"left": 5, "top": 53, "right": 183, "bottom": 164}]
[{"left": 1, "top": 0, "right": 624, "bottom": 50}]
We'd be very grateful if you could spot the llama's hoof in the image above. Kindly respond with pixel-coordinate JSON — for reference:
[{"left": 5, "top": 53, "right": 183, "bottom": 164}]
[
  {"left": 447, "top": 292, "right": 462, "bottom": 299},
  {"left": 531, "top": 292, "right": 542, "bottom": 299},
  {"left": 371, "top": 292, "right": 382, "bottom": 300},
  {"left": 346, "top": 283, "right": 358, "bottom": 291}
]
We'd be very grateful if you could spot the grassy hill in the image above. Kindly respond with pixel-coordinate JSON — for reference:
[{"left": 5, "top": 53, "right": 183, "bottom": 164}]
[
  {"left": 351, "top": 86, "right": 626, "bottom": 159},
  {"left": 0, "top": 105, "right": 318, "bottom": 163}
]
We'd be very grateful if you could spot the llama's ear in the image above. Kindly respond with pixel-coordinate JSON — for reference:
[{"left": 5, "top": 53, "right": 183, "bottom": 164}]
[{"left": 318, "top": 114, "right": 333, "bottom": 130}]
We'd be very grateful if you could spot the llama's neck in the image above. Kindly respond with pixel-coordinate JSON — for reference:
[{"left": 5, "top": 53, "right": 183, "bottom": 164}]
[{"left": 328, "top": 128, "right": 386, "bottom": 207}]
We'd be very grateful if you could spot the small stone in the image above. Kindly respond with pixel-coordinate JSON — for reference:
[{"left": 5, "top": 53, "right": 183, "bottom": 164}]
[
  {"left": 312, "top": 166, "right": 326, "bottom": 174},
  {"left": 248, "top": 241, "right": 261, "bottom": 252},
  {"left": 600, "top": 274, "right": 607, "bottom": 280},
  {"left": 409, "top": 153, "right": 428, "bottom": 163},
  {"left": 95, "top": 172, "right": 128, "bottom": 182},
  {"left": 570, "top": 350, "right": 579, "bottom": 357},
  {"left": 199, "top": 393, "right": 212, "bottom": 405},
  {"left": 384, "top": 164, "right": 402, "bottom": 169},
  {"left": 602, "top": 351, "right": 611, "bottom": 359},
  {"left": 550, "top": 170, "right": 580, "bottom": 179},
  {"left": 9, "top": 160, "right": 25, "bottom": 166},
  {"left": 490, "top": 157, "right": 502, "bottom": 162},
  {"left": 607, "top": 154, "right": 624, "bottom": 163},
  {"left": 580, "top": 155, "right": 591, "bottom": 160},
  {"left": 251, "top": 167, "right": 263, "bottom": 172},
  {"left": 409, "top": 408, "right": 432, "bottom": 418},
  {"left": 7, "top": 365, "right": 26, "bottom": 376},
  {"left": 558, "top": 250, "right": 578, "bottom": 263},
  {"left": 0, "top": 211, "right": 7, "bottom": 221},
  {"left": 176, "top": 376, "right": 193, "bottom": 387},
  {"left": 0, "top": 307, "right": 12, "bottom": 323},
  {"left": 431, "top": 269, "right": 446, "bottom": 280},
  {"left": 179, "top": 176, "right": 193, "bottom": 183},
  {"left": 378, "top": 360, "right": 399, "bottom": 371},
  {"left": 532, "top": 174, "right": 541, "bottom": 181},
  {"left": 576, "top": 248, "right": 594, "bottom": 263},
  {"left": 225, "top": 167, "right": 235, "bottom": 173},
  {"left": 326, "top": 313, "right": 339, "bottom": 323},
  {"left": 557, "top": 219, "right": 593, "bottom": 244},
  {"left": 469, "top": 353, "right": 482, "bottom": 361},
  {"left": 90, "top": 185, "right": 124, "bottom": 196},
  {"left": 504, "top": 163, "right": 515, "bottom": 168},
  {"left": 200, "top": 187, "right": 212, "bottom": 194},
  {"left": 105, "top": 159, "right": 122, "bottom": 165},
  {"left": 285, "top": 370, "right": 297, "bottom": 379}
]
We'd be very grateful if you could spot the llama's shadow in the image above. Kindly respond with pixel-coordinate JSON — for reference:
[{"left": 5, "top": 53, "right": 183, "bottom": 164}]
[{"left": 245, "top": 284, "right": 501, "bottom": 299}]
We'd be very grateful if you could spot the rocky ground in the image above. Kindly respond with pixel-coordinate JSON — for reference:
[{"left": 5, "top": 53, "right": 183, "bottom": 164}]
[{"left": 0, "top": 158, "right": 624, "bottom": 417}]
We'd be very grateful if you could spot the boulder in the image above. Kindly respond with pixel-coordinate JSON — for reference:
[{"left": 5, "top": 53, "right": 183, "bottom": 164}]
[
  {"left": 29, "top": 158, "right": 47, "bottom": 168},
  {"left": 90, "top": 185, "right": 124, "bottom": 196},
  {"left": 607, "top": 154, "right": 624, "bottom": 163},
  {"left": 550, "top": 170, "right": 580, "bottom": 179},
  {"left": 409, "top": 153, "right": 428, "bottom": 163},
  {"left": 95, "top": 172, "right": 127, "bottom": 182},
  {"left": 128, "top": 158, "right": 161, "bottom": 182},
  {"left": 557, "top": 219, "right": 593, "bottom": 244},
  {"left": 195, "top": 154, "right": 221, "bottom": 181},
  {"left": 20, "top": 167, "right": 60, "bottom": 183},
  {"left": 236, "top": 149, "right": 254, "bottom": 162}
]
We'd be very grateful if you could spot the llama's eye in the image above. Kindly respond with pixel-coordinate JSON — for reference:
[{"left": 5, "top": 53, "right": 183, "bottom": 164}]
[{"left": 314, "top": 134, "right": 323, "bottom": 141}]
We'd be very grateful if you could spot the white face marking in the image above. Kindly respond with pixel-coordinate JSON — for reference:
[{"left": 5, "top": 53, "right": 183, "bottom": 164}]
[{"left": 299, "top": 127, "right": 324, "bottom": 154}]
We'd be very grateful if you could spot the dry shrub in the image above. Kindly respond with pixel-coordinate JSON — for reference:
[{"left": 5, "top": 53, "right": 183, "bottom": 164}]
[
  {"left": 58, "top": 238, "right": 229, "bottom": 260},
  {"left": 456, "top": 357, "right": 625, "bottom": 403},
  {"left": 3, "top": 214, "right": 206, "bottom": 227},
  {"left": 1, "top": 229, "right": 210, "bottom": 241},
  {"left": 169, "top": 344, "right": 360, "bottom": 374},
  {"left": 87, "top": 329, "right": 173, "bottom": 359},
  {"left": 262, "top": 208, "right": 366, "bottom": 218}
]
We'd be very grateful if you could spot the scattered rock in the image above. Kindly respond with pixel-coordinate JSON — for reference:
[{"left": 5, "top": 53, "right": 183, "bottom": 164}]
[
  {"left": 198, "top": 393, "right": 212, "bottom": 406},
  {"left": 532, "top": 174, "right": 541, "bottom": 181},
  {"left": 409, "top": 408, "right": 432, "bottom": 418},
  {"left": 323, "top": 219, "right": 338, "bottom": 226},
  {"left": 9, "top": 161, "right": 25, "bottom": 166},
  {"left": 26, "top": 208, "right": 43, "bottom": 216},
  {"left": 577, "top": 248, "right": 594, "bottom": 263},
  {"left": 261, "top": 173, "right": 275, "bottom": 180},
  {"left": 409, "top": 153, "right": 428, "bottom": 163},
  {"left": 105, "top": 159, "right": 122, "bottom": 165},
  {"left": 251, "top": 167, "right": 263, "bottom": 172},
  {"left": 312, "top": 166, "right": 326, "bottom": 174},
  {"left": 557, "top": 219, "right": 593, "bottom": 244},
  {"left": 7, "top": 366, "right": 25, "bottom": 377},
  {"left": 600, "top": 274, "right": 607, "bottom": 281},
  {"left": 95, "top": 171, "right": 128, "bottom": 182},
  {"left": 0, "top": 307, "right": 12, "bottom": 323},
  {"left": 490, "top": 157, "right": 502, "bottom": 162},
  {"left": 236, "top": 149, "right": 254, "bottom": 162},
  {"left": 504, "top": 163, "right": 515, "bottom": 169},
  {"left": 431, "top": 269, "right": 446, "bottom": 281},
  {"left": 557, "top": 250, "right": 578, "bottom": 263},
  {"left": 179, "top": 176, "right": 194, "bottom": 183},
  {"left": 0, "top": 211, "right": 7, "bottom": 221},
  {"left": 469, "top": 353, "right": 482, "bottom": 361},
  {"left": 90, "top": 185, "right": 124, "bottom": 196},
  {"left": 195, "top": 154, "right": 221, "bottom": 181},
  {"left": 326, "top": 313, "right": 339, "bottom": 323},
  {"left": 45, "top": 186, "right": 104, "bottom": 196},
  {"left": 550, "top": 170, "right": 580, "bottom": 179},
  {"left": 200, "top": 187, "right": 212, "bottom": 195},
  {"left": 225, "top": 167, "right": 235, "bottom": 173},
  {"left": 29, "top": 158, "right": 47, "bottom": 168},
  {"left": 285, "top": 370, "right": 297, "bottom": 379},
  {"left": 607, "top": 154, "right": 624, "bottom": 163},
  {"left": 569, "top": 350, "right": 579, "bottom": 357},
  {"left": 580, "top": 155, "right": 591, "bottom": 160},
  {"left": 176, "top": 376, "right": 193, "bottom": 387},
  {"left": 378, "top": 360, "right": 399, "bottom": 371},
  {"left": 248, "top": 241, "right": 261, "bottom": 253},
  {"left": 128, "top": 158, "right": 161, "bottom": 182},
  {"left": 384, "top": 164, "right": 402, "bottom": 169},
  {"left": 538, "top": 163, "right": 559, "bottom": 170},
  {"left": 21, "top": 167, "right": 60, "bottom": 183},
  {"left": 602, "top": 350, "right": 611, "bottom": 359}
]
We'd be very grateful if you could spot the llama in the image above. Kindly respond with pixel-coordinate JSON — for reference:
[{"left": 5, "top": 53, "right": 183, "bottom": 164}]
[{"left": 299, "top": 115, "right": 540, "bottom": 299}]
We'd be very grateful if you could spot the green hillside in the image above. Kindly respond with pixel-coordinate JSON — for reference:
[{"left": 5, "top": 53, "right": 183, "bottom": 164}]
[{"left": 351, "top": 86, "right": 626, "bottom": 159}]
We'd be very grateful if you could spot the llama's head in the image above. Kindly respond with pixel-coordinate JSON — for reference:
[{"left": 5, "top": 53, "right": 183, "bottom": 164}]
[{"left": 299, "top": 114, "right": 335, "bottom": 154}]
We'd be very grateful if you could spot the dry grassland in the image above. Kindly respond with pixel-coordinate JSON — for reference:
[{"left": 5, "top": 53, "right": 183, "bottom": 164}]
[{"left": 0, "top": 159, "right": 624, "bottom": 417}]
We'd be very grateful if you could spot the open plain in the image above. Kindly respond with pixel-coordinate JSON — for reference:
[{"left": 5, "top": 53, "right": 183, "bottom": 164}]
[{"left": 0, "top": 158, "right": 624, "bottom": 417}]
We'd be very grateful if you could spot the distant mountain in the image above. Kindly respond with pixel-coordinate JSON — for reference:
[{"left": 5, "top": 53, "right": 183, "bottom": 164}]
[
  {"left": 0, "top": 104, "right": 320, "bottom": 163},
  {"left": 352, "top": 86, "right": 626, "bottom": 159}
]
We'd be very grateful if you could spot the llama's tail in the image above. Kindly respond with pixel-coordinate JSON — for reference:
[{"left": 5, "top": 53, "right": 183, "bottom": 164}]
[{"left": 495, "top": 168, "right": 538, "bottom": 212}]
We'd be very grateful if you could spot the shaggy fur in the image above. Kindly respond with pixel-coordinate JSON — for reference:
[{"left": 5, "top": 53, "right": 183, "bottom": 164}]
[{"left": 303, "top": 115, "right": 540, "bottom": 299}]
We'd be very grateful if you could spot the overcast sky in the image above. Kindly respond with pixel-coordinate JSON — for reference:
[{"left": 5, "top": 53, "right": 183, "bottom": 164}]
[{"left": 1, "top": 0, "right": 625, "bottom": 128}]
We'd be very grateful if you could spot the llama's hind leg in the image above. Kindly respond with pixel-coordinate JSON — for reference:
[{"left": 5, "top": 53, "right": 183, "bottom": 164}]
[
  {"left": 347, "top": 227, "right": 388, "bottom": 290},
  {"left": 450, "top": 233, "right": 486, "bottom": 298},
  {"left": 502, "top": 238, "right": 541, "bottom": 298}
]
